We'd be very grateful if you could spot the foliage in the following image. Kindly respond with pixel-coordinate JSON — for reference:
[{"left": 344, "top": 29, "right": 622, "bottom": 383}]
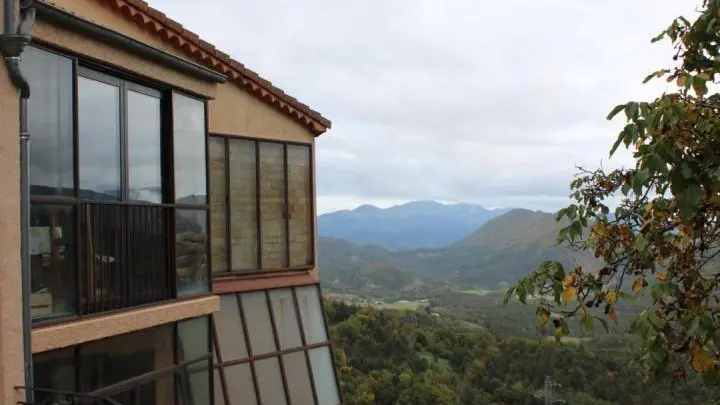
[
  {"left": 508, "top": 0, "right": 720, "bottom": 382},
  {"left": 326, "top": 300, "right": 720, "bottom": 405}
]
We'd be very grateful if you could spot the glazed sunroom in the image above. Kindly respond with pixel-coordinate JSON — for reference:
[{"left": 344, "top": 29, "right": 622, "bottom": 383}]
[
  {"left": 25, "top": 43, "right": 214, "bottom": 322},
  {"left": 25, "top": 43, "right": 317, "bottom": 324}
]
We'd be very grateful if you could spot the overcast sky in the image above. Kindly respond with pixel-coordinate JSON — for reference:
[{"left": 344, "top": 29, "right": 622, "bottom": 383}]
[{"left": 150, "top": 0, "right": 698, "bottom": 214}]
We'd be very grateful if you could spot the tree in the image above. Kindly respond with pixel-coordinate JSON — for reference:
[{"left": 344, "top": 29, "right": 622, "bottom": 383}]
[{"left": 507, "top": 0, "right": 720, "bottom": 383}]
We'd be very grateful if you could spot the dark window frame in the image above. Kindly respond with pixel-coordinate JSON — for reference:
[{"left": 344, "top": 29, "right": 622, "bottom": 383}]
[
  {"left": 27, "top": 43, "right": 212, "bottom": 327},
  {"left": 212, "top": 284, "right": 343, "bottom": 405},
  {"left": 209, "top": 133, "right": 316, "bottom": 276},
  {"left": 32, "top": 316, "right": 213, "bottom": 405}
]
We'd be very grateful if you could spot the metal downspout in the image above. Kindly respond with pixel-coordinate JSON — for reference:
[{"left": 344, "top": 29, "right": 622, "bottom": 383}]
[{"left": 1, "top": 0, "right": 35, "bottom": 403}]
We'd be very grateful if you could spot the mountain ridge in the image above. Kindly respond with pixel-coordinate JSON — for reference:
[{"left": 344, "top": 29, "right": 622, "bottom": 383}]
[{"left": 318, "top": 200, "right": 514, "bottom": 250}]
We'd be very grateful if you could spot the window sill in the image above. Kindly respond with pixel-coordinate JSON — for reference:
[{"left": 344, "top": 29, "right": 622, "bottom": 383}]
[{"left": 212, "top": 270, "right": 318, "bottom": 294}]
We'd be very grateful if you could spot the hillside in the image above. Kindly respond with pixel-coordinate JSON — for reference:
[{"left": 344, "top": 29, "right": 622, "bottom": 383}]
[
  {"left": 318, "top": 200, "right": 512, "bottom": 250},
  {"left": 319, "top": 208, "right": 603, "bottom": 290}
]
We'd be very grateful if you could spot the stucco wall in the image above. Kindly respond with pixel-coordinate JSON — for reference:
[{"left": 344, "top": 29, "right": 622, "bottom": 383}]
[
  {"left": 0, "top": 3, "right": 26, "bottom": 403},
  {"left": 209, "top": 84, "right": 316, "bottom": 144},
  {"left": 32, "top": 295, "right": 219, "bottom": 353}
]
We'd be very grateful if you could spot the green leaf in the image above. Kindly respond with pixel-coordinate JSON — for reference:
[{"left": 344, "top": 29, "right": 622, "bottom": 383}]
[
  {"left": 606, "top": 104, "right": 626, "bottom": 120},
  {"left": 675, "top": 181, "right": 702, "bottom": 221},
  {"left": 651, "top": 31, "right": 666, "bottom": 43},
  {"left": 625, "top": 102, "right": 639, "bottom": 120},
  {"left": 633, "top": 168, "right": 651, "bottom": 195},
  {"left": 502, "top": 287, "right": 515, "bottom": 307},
  {"left": 692, "top": 76, "right": 708, "bottom": 96},
  {"left": 581, "top": 314, "right": 594, "bottom": 333},
  {"left": 636, "top": 235, "right": 649, "bottom": 252},
  {"left": 594, "top": 316, "right": 610, "bottom": 333}
]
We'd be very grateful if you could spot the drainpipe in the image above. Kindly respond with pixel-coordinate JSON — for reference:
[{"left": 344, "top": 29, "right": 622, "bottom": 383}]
[{"left": 1, "top": 0, "right": 35, "bottom": 403}]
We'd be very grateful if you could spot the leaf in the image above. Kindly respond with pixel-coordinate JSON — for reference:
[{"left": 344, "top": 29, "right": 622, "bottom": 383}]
[
  {"left": 625, "top": 102, "right": 639, "bottom": 120},
  {"left": 605, "top": 291, "right": 617, "bottom": 305},
  {"left": 677, "top": 74, "right": 688, "bottom": 87},
  {"left": 607, "top": 104, "right": 626, "bottom": 120},
  {"left": 581, "top": 314, "right": 594, "bottom": 333},
  {"left": 561, "top": 286, "right": 577, "bottom": 304},
  {"left": 675, "top": 181, "right": 702, "bottom": 221},
  {"left": 632, "top": 277, "right": 644, "bottom": 293},
  {"left": 692, "top": 76, "right": 708, "bottom": 96},
  {"left": 594, "top": 316, "right": 610, "bottom": 333},
  {"left": 656, "top": 272, "right": 667, "bottom": 281},
  {"left": 502, "top": 287, "right": 515, "bottom": 306},
  {"left": 608, "top": 308, "right": 618, "bottom": 326},
  {"left": 690, "top": 346, "right": 716, "bottom": 374},
  {"left": 633, "top": 168, "right": 651, "bottom": 195},
  {"left": 537, "top": 307, "right": 550, "bottom": 327}
]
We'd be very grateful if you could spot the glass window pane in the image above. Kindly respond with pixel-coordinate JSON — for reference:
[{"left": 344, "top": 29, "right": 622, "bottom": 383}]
[
  {"left": 283, "top": 352, "right": 315, "bottom": 405},
  {"left": 141, "top": 374, "right": 175, "bottom": 405},
  {"left": 259, "top": 142, "right": 287, "bottom": 268},
  {"left": 184, "top": 360, "right": 211, "bottom": 405},
  {"left": 240, "top": 291, "right": 276, "bottom": 355},
  {"left": 255, "top": 358, "right": 288, "bottom": 405},
  {"left": 269, "top": 288, "right": 302, "bottom": 350},
  {"left": 214, "top": 294, "right": 249, "bottom": 361},
  {"left": 32, "top": 348, "right": 76, "bottom": 405},
  {"left": 296, "top": 285, "right": 328, "bottom": 344},
  {"left": 173, "top": 93, "right": 207, "bottom": 204},
  {"left": 176, "top": 209, "right": 209, "bottom": 296},
  {"left": 177, "top": 316, "right": 210, "bottom": 362},
  {"left": 229, "top": 139, "right": 258, "bottom": 270},
  {"left": 23, "top": 46, "right": 74, "bottom": 197},
  {"left": 78, "top": 76, "right": 121, "bottom": 200},
  {"left": 79, "top": 325, "right": 174, "bottom": 391},
  {"left": 224, "top": 363, "right": 257, "bottom": 405},
  {"left": 287, "top": 145, "right": 312, "bottom": 267},
  {"left": 309, "top": 347, "right": 340, "bottom": 405},
  {"left": 209, "top": 137, "right": 228, "bottom": 272},
  {"left": 30, "top": 204, "right": 76, "bottom": 320},
  {"left": 128, "top": 90, "right": 162, "bottom": 203},
  {"left": 214, "top": 368, "right": 226, "bottom": 405}
]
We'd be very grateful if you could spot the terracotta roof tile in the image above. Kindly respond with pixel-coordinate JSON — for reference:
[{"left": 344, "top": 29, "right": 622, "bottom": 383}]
[{"left": 101, "top": 0, "right": 330, "bottom": 133}]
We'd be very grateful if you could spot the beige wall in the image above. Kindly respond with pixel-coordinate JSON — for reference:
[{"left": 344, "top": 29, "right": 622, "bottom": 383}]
[
  {"left": 209, "top": 84, "right": 315, "bottom": 144},
  {"left": 0, "top": 3, "right": 26, "bottom": 404}
]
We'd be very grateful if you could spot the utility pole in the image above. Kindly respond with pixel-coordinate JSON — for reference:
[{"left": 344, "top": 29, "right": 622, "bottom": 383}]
[{"left": 544, "top": 376, "right": 553, "bottom": 405}]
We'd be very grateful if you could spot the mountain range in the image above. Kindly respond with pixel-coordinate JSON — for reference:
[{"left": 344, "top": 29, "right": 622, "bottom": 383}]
[
  {"left": 318, "top": 200, "right": 513, "bottom": 250},
  {"left": 318, "top": 206, "right": 602, "bottom": 294}
]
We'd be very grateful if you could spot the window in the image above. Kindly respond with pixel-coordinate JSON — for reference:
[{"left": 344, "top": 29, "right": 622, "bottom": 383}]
[
  {"left": 174, "top": 93, "right": 210, "bottom": 297},
  {"left": 32, "top": 316, "right": 212, "bottom": 405},
  {"left": 209, "top": 136, "right": 314, "bottom": 274},
  {"left": 23, "top": 45, "right": 211, "bottom": 322},
  {"left": 212, "top": 284, "right": 341, "bottom": 405}
]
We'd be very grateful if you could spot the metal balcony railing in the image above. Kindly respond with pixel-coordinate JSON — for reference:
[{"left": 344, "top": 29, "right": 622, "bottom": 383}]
[{"left": 78, "top": 202, "right": 173, "bottom": 315}]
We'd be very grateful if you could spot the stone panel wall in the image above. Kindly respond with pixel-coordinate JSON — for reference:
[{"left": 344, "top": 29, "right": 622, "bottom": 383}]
[
  {"left": 229, "top": 140, "right": 258, "bottom": 270},
  {"left": 258, "top": 143, "right": 287, "bottom": 268},
  {"left": 287, "top": 145, "right": 311, "bottom": 267}
]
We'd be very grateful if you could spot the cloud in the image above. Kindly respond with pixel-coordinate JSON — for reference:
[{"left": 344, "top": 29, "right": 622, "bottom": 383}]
[{"left": 149, "top": 0, "right": 699, "bottom": 213}]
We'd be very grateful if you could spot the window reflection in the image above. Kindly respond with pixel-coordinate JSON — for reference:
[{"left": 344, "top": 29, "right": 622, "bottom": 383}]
[
  {"left": 176, "top": 209, "right": 209, "bottom": 296},
  {"left": 23, "top": 46, "right": 74, "bottom": 197},
  {"left": 128, "top": 90, "right": 162, "bottom": 203},
  {"left": 173, "top": 93, "right": 207, "bottom": 204},
  {"left": 30, "top": 204, "right": 76, "bottom": 319},
  {"left": 78, "top": 76, "right": 121, "bottom": 200}
]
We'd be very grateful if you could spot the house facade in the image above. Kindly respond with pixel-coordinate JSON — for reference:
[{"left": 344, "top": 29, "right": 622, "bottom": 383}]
[{"left": 0, "top": 1, "right": 339, "bottom": 404}]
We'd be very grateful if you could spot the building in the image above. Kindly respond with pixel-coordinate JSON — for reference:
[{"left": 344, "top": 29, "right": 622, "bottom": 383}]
[{"left": 0, "top": 0, "right": 340, "bottom": 404}]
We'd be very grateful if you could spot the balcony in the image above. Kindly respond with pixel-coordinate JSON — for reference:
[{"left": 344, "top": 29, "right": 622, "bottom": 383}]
[
  {"left": 78, "top": 202, "right": 173, "bottom": 315},
  {"left": 31, "top": 200, "right": 208, "bottom": 323}
]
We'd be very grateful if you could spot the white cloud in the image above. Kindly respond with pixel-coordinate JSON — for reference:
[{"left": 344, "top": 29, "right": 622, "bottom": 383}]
[{"left": 149, "top": 0, "right": 700, "bottom": 213}]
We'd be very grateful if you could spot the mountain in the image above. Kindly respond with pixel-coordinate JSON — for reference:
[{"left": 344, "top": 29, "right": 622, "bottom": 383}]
[
  {"left": 319, "top": 209, "right": 603, "bottom": 291},
  {"left": 318, "top": 200, "right": 513, "bottom": 250}
]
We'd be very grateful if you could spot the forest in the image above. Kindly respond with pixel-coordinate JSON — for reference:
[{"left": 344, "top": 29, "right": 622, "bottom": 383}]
[{"left": 325, "top": 300, "right": 720, "bottom": 405}]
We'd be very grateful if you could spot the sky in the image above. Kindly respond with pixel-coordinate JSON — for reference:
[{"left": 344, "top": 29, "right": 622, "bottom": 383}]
[{"left": 149, "top": 0, "right": 699, "bottom": 214}]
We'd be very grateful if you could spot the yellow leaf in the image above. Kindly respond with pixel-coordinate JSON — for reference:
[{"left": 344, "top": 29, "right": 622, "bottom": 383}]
[
  {"left": 562, "top": 286, "right": 577, "bottom": 304},
  {"left": 537, "top": 307, "right": 550, "bottom": 327},
  {"left": 691, "top": 345, "right": 716, "bottom": 374},
  {"left": 608, "top": 308, "right": 618, "bottom": 326},
  {"left": 632, "top": 277, "right": 643, "bottom": 293},
  {"left": 606, "top": 291, "right": 617, "bottom": 305},
  {"left": 562, "top": 274, "right": 575, "bottom": 288},
  {"left": 656, "top": 272, "right": 667, "bottom": 281}
]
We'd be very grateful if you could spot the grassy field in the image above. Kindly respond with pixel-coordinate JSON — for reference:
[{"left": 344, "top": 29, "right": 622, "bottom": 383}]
[
  {"left": 457, "top": 288, "right": 498, "bottom": 296},
  {"left": 324, "top": 293, "right": 428, "bottom": 311}
]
